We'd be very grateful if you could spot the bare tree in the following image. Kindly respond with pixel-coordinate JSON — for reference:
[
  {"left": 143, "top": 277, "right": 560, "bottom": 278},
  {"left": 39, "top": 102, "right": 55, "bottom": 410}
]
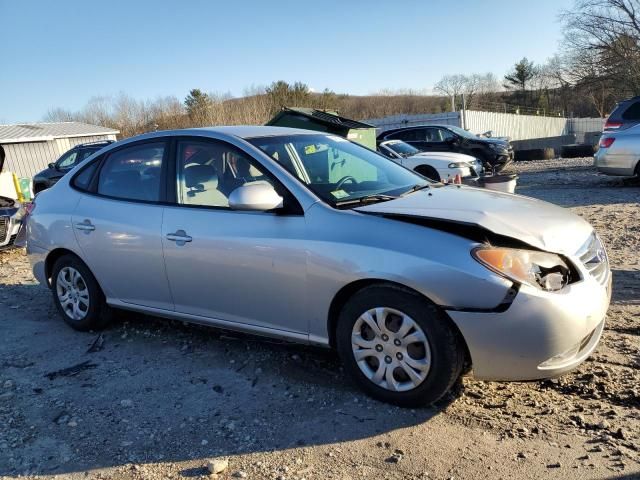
[
  {"left": 562, "top": 0, "right": 640, "bottom": 96},
  {"left": 43, "top": 108, "right": 75, "bottom": 122},
  {"left": 434, "top": 74, "right": 467, "bottom": 109}
]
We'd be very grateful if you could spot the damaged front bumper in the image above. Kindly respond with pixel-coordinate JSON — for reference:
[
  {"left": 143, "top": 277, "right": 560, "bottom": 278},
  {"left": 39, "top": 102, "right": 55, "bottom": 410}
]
[
  {"left": 0, "top": 212, "right": 21, "bottom": 250},
  {"left": 447, "top": 273, "right": 611, "bottom": 381}
]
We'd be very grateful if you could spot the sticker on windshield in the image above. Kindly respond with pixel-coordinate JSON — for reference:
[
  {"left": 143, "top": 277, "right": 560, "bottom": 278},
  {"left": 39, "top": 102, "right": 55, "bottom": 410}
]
[
  {"left": 304, "top": 145, "right": 317, "bottom": 154},
  {"left": 330, "top": 189, "right": 349, "bottom": 199}
]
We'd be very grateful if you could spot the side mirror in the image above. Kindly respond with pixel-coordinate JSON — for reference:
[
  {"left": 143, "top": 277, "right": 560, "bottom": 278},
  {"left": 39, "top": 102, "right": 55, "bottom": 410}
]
[
  {"left": 48, "top": 163, "right": 56, "bottom": 169},
  {"left": 228, "top": 182, "right": 284, "bottom": 211}
]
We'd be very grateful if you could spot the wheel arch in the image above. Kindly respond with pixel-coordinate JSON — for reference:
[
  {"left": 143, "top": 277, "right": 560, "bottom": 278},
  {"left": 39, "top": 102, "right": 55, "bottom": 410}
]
[
  {"left": 327, "top": 279, "right": 471, "bottom": 368},
  {"left": 413, "top": 164, "right": 440, "bottom": 182},
  {"left": 471, "top": 148, "right": 489, "bottom": 160},
  {"left": 45, "top": 248, "right": 88, "bottom": 287}
]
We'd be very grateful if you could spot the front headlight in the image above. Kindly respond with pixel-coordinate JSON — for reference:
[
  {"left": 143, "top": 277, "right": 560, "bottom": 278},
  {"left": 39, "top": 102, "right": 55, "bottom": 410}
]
[
  {"left": 448, "top": 162, "right": 470, "bottom": 168},
  {"left": 489, "top": 144, "right": 507, "bottom": 151},
  {"left": 472, "top": 247, "right": 571, "bottom": 291}
]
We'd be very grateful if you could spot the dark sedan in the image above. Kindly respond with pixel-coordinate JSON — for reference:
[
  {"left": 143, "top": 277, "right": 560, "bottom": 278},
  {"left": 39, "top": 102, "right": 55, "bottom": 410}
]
[{"left": 377, "top": 124, "right": 513, "bottom": 172}]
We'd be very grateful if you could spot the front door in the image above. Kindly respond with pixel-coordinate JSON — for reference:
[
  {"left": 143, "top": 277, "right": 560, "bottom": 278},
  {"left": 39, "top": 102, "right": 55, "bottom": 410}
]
[
  {"left": 72, "top": 140, "right": 174, "bottom": 310},
  {"left": 161, "top": 138, "right": 308, "bottom": 334},
  {"left": 420, "top": 127, "right": 455, "bottom": 153}
]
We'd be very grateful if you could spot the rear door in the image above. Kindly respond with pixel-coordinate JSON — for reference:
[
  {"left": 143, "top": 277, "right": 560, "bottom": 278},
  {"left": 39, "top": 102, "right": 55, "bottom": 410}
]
[
  {"left": 387, "top": 128, "right": 429, "bottom": 151},
  {"left": 161, "top": 137, "right": 308, "bottom": 334},
  {"left": 72, "top": 140, "right": 174, "bottom": 310}
]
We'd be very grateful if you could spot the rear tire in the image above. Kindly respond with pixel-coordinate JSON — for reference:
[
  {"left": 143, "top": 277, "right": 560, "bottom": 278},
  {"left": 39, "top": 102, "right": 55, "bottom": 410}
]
[
  {"left": 51, "top": 254, "right": 112, "bottom": 331},
  {"left": 336, "top": 284, "right": 464, "bottom": 407},
  {"left": 414, "top": 165, "right": 441, "bottom": 182}
]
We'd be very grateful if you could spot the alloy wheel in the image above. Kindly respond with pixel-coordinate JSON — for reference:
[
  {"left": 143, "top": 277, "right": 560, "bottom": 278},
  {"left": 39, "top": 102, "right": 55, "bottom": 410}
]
[{"left": 56, "top": 267, "right": 90, "bottom": 321}]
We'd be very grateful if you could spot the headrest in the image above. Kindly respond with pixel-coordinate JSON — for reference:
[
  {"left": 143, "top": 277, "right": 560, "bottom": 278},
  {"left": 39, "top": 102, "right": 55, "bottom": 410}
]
[{"left": 184, "top": 164, "right": 217, "bottom": 188}]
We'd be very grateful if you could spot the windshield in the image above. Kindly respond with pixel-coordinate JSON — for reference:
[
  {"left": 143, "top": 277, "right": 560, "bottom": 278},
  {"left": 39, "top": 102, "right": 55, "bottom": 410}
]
[
  {"left": 248, "top": 134, "right": 429, "bottom": 206},
  {"left": 383, "top": 140, "right": 420, "bottom": 157},
  {"left": 446, "top": 125, "right": 482, "bottom": 140}
]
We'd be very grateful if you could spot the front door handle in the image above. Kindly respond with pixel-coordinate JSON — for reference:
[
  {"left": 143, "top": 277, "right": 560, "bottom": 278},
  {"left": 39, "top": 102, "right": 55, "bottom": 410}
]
[
  {"left": 75, "top": 220, "right": 95, "bottom": 232},
  {"left": 166, "top": 230, "right": 192, "bottom": 246}
]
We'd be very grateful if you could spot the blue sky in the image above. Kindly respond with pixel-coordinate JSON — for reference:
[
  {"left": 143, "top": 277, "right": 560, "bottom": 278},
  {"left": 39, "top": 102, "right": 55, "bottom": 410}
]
[{"left": 0, "top": 0, "right": 573, "bottom": 123}]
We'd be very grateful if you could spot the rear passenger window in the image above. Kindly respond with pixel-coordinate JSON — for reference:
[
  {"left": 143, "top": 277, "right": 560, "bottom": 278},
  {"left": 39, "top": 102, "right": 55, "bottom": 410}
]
[
  {"left": 390, "top": 129, "right": 420, "bottom": 142},
  {"left": 97, "top": 143, "right": 165, "bottom": 202}
]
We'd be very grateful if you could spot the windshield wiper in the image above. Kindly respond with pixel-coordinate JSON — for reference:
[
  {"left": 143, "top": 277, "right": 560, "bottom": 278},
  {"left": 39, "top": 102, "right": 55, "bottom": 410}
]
[
  {"left": 400, "top": 183, "right": 431, "bottom": 197},
  {"left": 335, "top": 194, "right": 397, "bottom": 207}
]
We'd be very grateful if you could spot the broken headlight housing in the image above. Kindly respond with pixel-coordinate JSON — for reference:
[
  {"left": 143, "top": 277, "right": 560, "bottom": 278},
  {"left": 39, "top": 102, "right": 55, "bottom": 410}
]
[{"left": 472, "top": 247, "right": 571, "bottom": 292}]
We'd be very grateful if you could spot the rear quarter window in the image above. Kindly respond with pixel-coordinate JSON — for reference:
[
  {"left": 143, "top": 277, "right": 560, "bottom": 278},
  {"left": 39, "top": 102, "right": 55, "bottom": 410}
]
[
  {"left": 72, "top": 159, "right": 100, "bottom": 191},
  {"left": 622, "top": 101, "right": 640, "bottom": 120}
]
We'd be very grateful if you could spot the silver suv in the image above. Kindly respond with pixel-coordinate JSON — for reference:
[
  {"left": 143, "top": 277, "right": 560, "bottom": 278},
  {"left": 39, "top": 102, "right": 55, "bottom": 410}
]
[
  {"left": 23, "top": 126, "right": 610, "bottom": 406},
  {"left": 595, "top": 126, "right": 640, "bottom": 176}
]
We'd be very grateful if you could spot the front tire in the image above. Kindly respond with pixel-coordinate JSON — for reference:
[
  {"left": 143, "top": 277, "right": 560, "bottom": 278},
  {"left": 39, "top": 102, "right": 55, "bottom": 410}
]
[
  {"left": 51, "top": 254, "right": 111, "bottom": 331},
  {"left": 336, "top": 285, "right": 464, "bottom": 407},
  {"left": 414, "top": 165, "right": 441, "bottom": 182}
]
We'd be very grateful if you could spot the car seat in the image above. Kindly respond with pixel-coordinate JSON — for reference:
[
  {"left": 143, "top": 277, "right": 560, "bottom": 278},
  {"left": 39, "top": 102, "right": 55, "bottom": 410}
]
[{"left": 183, "top": 164, "right": 228, "bottom": 207}]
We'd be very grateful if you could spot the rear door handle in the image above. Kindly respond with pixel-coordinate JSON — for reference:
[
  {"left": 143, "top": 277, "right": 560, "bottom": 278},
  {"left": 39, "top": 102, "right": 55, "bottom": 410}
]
[
  {"left": 166, "top": 230, "right": 192, "bottom": 245},
  {"left": 75, "top": 220, "right": 95, "bottom": 232}
]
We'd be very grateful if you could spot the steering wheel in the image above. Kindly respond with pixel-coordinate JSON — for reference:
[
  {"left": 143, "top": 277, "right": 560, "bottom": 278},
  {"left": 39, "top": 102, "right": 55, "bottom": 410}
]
[{"left": 335, "top": 175, "right": 358, "bottom": 190}]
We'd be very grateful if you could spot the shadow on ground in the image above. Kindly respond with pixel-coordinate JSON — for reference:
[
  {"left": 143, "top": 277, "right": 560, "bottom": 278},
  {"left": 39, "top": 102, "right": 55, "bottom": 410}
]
[
  {"left": 515, "top": 166, "right": 639, "bottom": 208},
  {"left": 611, "top": 268, "right": 640, "bottom": 305},
  {"left": 0, "top": 284, "right": 457, "bottom": 476}
]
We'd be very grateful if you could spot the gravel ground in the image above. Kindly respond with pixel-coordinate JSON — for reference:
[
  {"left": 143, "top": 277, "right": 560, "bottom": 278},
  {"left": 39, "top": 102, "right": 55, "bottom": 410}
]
[{"left": 0, "top": 158, "right": 638, "bottom": 480}]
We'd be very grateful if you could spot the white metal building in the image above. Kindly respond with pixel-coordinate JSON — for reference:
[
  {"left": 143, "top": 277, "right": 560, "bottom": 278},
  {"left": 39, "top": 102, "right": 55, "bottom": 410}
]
[{"left": 0, "top": 122, "right": 119, "bottom": 177}]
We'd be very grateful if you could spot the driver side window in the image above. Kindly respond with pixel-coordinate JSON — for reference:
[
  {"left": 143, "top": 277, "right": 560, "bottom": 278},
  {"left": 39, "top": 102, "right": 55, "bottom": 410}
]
[
  {"left": 176, "top": 139, "right": 277, "bottom": 209},
  {"left": 438, "top": 128, "right": 455, "bottom": 141}
]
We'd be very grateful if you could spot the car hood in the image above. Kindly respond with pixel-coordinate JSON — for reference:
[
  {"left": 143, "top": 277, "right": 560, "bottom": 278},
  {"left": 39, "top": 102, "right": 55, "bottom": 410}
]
[
  {"left": 468, "top": 137, "right": 510, "bottom": 149},
  {"left": 0, "top": 195, "right": 18, "bottom": 209},
  {"left": 355, "top": 186, "right": 592, "bottom": 255}
]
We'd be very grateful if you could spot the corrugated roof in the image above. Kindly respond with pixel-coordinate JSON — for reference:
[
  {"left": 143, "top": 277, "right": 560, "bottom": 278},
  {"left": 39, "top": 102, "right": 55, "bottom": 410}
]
[
  {"left": 268, "top": 107, "right": 376, "bottom": 129},
  {"left": 0, "top": 122, "right": 119, "bottom": 144}
]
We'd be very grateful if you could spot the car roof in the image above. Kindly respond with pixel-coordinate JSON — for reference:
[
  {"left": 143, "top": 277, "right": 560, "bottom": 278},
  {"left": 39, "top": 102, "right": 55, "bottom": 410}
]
[
  {"left": 202, "top": 125, "right": 323, "bottom": 138},
  {"left": 378, "top": 124, "right": 454, "bottom": 139},
  {"left": 108, "top": 126, "right": 323, "bottom": 148}
]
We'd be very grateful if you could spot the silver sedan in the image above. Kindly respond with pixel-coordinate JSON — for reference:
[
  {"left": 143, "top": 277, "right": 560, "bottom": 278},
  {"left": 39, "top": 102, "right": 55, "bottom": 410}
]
[{"left": 23, "top": 126, "right": 611, "bottom": 406}]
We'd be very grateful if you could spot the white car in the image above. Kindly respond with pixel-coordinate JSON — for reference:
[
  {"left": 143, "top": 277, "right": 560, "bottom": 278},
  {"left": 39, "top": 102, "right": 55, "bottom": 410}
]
[{"left": 378, "top": 140, "right": 483, "bottom": 182}]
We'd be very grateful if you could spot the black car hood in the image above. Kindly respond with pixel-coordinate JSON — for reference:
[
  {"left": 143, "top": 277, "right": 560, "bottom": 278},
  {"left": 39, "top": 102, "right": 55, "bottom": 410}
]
[
  {"left": 0, "top": 195, "right": 18, "bottom": 209},
  {"left": 471, "top": 137, "right": 510, "bottom": 147}
]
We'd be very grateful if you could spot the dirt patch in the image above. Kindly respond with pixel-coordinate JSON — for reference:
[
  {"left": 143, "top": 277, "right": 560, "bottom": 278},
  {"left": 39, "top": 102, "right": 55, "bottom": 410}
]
[{"left": 0, "top": 158, "right": 638, "bottom": 479}]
